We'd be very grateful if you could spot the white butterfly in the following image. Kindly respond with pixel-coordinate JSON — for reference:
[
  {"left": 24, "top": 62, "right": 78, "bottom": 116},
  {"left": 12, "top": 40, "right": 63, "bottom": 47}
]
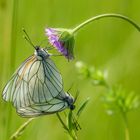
[{"left": 2, "top": 30, "right": 75, "bottom": 117}]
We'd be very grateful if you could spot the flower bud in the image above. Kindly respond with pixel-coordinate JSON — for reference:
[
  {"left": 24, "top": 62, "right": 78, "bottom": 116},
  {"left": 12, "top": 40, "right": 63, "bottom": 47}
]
[{"left": 45, "top": 28, "right": 75, "bottom": 60}]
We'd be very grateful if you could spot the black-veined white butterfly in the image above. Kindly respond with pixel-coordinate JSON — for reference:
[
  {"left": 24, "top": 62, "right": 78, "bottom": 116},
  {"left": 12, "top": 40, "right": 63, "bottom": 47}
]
[{"left": 2, "top": 29, "right": 75, "bottom": 117}]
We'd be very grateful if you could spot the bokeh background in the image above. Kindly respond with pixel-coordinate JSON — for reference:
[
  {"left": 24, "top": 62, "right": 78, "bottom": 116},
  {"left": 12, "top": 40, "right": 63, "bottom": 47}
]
[{"left": 0, "top": 0, "right": 140, "bottom": 140}]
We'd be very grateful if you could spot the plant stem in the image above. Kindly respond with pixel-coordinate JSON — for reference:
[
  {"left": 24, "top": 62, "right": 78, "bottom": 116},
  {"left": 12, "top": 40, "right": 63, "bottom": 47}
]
[
  {"left": 10, "top": 0, "right": 18, "bottom": 72},
  {"left": 72, "top": 13, "right": 140, "bottom": 34},
  {"left": 125, "top": 126, "right": 130, "bottom": 140},
  {"left": 6, "top": 0, "right": 19, "bottom": 139},
  {"left": 10, "top": 118, "right": 34, "bottom": 140},
  {"left": 56, "top": 113, "right": 77, "bottom": 140},
  {"left": 56, "top": 113, "right": 69, "bottom": 132},
  {"left": 122, "top": 112, "right": 130, "bottom": 140}
]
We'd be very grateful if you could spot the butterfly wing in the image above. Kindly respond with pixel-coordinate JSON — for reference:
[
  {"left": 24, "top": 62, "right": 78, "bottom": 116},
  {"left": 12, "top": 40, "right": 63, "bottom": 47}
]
[
  {"left": 2, "top": 55, "right": 63, "bottom": 110},
  {"left": 2, "top": 55, "right": 34, "bottom": 103},
  {"left": 17, "top": 95, "right": 68, "bottom": 117}
]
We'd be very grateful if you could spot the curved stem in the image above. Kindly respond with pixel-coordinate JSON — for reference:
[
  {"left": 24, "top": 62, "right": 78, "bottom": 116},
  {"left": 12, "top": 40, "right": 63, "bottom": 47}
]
[{"left": 72, "top": 13, "right": 140, "bottom": 34}]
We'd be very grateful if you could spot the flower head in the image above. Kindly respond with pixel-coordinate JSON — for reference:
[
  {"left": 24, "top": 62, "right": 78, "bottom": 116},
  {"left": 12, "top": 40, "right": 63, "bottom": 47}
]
[{"left": 45, "top": 28, "right": 75, "bottom": 60}]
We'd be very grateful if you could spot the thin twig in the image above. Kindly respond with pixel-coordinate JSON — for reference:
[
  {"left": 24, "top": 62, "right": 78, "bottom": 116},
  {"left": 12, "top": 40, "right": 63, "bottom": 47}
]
[{"left": 10, "top": 118, "right": 34, "bottom": 140}]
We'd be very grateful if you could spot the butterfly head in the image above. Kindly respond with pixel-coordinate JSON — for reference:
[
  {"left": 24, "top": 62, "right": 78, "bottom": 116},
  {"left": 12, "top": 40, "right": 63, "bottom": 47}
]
[
  {"left": 64, "top": 93, "right": 75, "bottom": 110},
  {"left": 34, "top": 46, "right": 50, "bottom": 60}
]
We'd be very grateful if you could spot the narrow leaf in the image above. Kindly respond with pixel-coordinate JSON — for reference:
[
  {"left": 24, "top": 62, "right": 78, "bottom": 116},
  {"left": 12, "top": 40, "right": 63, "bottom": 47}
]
[
  {"left": 77, "top": 98, "right": 90, "bottom": 117},
  {"left": 68, "top": 110, "right": 73, "bottom": 131}
]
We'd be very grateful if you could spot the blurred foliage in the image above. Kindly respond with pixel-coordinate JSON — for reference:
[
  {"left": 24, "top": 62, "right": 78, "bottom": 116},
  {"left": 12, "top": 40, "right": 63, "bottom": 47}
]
[
  {"left": 103, "top": 87, "right": 140, "bottom": 115},
  {"left": 75, "top": 61, "right": 107, "bottom": 86},
  {"left": 1, "top": 0, "right": 140, "bottom": 140},
  {"left": 75, "top": 61, "right": 140, "bottom": 116},
  {"left": 75, "top": 60, "right": 140, "bottom": 140}
]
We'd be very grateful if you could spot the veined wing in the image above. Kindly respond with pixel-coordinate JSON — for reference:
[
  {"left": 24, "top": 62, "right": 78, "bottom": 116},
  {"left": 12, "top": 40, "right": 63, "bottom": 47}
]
[
  {"left": 17, "top": 96, "right": 68, "bottom": 117},
  {"left": 2, "top": 55, "right": 35, "bottom": 103},
  {"left": 2, "top": 55, "right": 63, "bottom": 109}
]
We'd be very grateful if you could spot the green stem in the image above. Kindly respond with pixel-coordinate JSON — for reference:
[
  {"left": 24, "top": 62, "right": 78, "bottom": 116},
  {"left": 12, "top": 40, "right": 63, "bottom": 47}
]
[
  {"left": 6, "top": 1, "right": 19, "bottom": 139},
  {"left": 72, "top": 13, "right": 140, "bottom": 34},
  {"left": 122, "top": 112, "right": 130, "bottom": 140},
  {"left": 10, "top": 0, "right": 18, "bottom": 71},
  {"left": 56, "top": 113, "right": 69, "bottom": 132},
  {"left": 10, "top": 118, "right": 34, "bottom": 140},
  {"left": 125, "top": 126, "right": 130, "bottom": 140},
  {"left": 56, "top": 113, "right": 77, "bottom": 140}
]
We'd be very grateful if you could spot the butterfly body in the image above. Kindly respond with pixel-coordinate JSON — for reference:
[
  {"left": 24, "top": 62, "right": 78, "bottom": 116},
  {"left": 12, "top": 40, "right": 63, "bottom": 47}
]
[
  {"left": 2, "top": 46, "right": 75, "bottom": 117},
  {"left": 62, "top": 93, "right": 75, "bottom": 110},
  {"left": 34, "top": 46, "right": 50, "bottom": 60}
]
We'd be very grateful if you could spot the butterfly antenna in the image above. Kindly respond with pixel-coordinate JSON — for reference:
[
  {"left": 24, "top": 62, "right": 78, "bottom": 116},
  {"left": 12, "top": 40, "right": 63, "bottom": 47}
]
[
  {"left": 45, "top": 42, "right": 54, "bottom": 50},
  {"left": 39, "top": 38, "right": 54, "bottom": 50},
  {"left": 67, "top": 83, "right": 75, "bottom": 93},
  {"left": 22, "top": 28, "right": 36, "bottom": 49},
  {"left": 39, "top": 38, "right": 48, "bottom": 46}
]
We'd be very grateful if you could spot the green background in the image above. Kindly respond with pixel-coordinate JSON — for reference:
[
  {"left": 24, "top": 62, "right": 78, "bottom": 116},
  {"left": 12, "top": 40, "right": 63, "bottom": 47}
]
[{"left": 0, "top": 0, "right": 140, "bottom": 140}]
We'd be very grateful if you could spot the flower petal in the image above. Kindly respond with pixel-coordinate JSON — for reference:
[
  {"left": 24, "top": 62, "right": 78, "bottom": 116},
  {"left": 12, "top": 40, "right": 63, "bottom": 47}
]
[{"left": 45, "top": 27, "right": 75, "bottom": 60}]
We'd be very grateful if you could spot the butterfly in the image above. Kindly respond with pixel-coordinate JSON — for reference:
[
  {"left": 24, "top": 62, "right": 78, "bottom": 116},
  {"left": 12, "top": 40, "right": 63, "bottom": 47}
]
[{"left": 2, "top": 29, "right": 75, "bottom": 117}]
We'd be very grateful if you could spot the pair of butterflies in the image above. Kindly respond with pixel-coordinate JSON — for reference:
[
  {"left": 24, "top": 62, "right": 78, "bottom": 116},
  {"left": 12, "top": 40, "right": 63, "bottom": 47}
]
[{"left": 2, "top": 30, "right": 75, "bottom": 118}]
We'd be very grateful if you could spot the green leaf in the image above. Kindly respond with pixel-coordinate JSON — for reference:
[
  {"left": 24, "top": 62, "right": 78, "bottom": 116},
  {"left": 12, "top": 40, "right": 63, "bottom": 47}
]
[
  {"left": 68, "top": 110, "right": 73, "bottom": 132},
  {"left": 77, "top": 98, "right": 90, "bottom": 117}
]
